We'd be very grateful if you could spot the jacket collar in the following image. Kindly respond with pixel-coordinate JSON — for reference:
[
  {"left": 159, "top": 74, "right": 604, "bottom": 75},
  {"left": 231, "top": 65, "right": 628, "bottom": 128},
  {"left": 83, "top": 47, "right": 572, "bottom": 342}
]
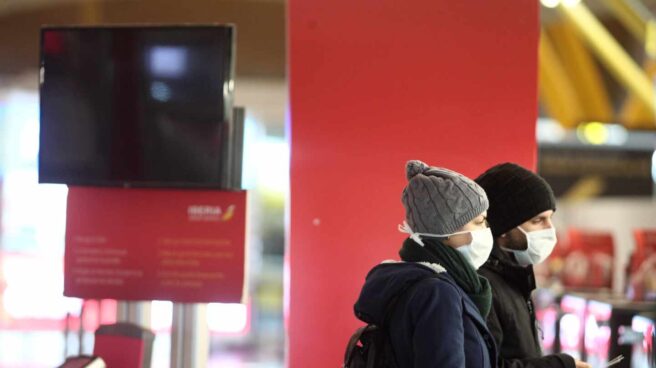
[
  {"left": 381, "top": 259, "right": 447, "bottom": 274},
  {"left": 482, "top": 246, "right": 536, "bottom": 298}
]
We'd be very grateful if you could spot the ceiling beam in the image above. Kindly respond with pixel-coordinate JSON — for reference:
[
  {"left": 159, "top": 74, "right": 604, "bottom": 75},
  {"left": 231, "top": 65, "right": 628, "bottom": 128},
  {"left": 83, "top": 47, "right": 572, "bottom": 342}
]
[
  {"left": 547, "top": 22, "right": 613, "bottom": 123},
  {"left": 602, "top": 0, "right": 653, "bottom": 42},
  {"left": 558, "top": 2, "right": 655, "bottom": 126},
  {"left": 539, "top": 29, "right": 585, "bottom": 128}
]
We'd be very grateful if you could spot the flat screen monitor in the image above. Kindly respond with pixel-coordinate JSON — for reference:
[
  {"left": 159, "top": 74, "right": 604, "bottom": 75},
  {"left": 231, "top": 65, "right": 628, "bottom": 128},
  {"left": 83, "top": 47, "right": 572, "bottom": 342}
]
[
  {"left": 559, "top": 294, "right": 587, "bottom": 360},
  {"left": 585, "top": 298, "right": 656, "bottom": 367},
  {"left": 584, "top": 300, "right": 613, "bottom": 366},
  {"left": 630, "top": 313, "right": 655, "bottom": 368},
  {"left": 39, "top": 25, "right": 235, "bottom": 187}
]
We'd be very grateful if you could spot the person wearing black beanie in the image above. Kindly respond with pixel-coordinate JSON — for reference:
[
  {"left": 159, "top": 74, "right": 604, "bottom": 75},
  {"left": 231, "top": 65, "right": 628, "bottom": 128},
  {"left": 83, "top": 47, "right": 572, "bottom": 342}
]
[{"left": 475, "top": 163, "right": 591, "bottom": 368}]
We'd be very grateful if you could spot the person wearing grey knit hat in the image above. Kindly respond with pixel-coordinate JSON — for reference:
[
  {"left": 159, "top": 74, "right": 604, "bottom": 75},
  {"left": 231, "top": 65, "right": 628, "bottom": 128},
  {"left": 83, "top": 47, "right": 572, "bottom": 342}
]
[
  {"left": 475, "top": 163, "right": 591, "bottom": 368},
  {"left": 398, "top": 160, "right": 493, "bottom": 270},
  {"left": 401, "top": 160, "right": 489, "bottom": 236},
  {"left": 351, "top": 160, "right": 498, "bottom": 368}
]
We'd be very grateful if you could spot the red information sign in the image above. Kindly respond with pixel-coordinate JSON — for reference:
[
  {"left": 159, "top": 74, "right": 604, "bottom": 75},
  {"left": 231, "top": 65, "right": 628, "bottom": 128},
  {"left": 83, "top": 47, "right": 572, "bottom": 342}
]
[
  {"left": 562, "top": 228, "right": 614, "bottom": 290},
  {"left": 64, "top": 187, "right": 247, "bottom": 303},
  {"left": 628, "top": 229, "right": 656, "bottom": 301}
]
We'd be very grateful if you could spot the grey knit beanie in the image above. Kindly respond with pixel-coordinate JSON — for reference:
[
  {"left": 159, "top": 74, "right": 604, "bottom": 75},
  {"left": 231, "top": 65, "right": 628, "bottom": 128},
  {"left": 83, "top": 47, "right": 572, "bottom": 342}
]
[{"left": 401, "top": 160, "right": 489, "bottom": 235}]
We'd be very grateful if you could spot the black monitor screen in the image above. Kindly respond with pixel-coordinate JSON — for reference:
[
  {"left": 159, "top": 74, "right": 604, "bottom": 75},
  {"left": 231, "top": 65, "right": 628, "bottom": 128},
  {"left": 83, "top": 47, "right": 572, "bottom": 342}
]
[{"left": 39, "top": 25, "right": 234, "bottom": 187}]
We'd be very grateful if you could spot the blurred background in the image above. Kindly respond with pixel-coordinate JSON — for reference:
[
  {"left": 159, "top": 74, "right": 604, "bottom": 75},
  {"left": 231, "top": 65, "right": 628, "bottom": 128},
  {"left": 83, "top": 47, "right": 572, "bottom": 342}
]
[{"left": 0, "top": 0, "right": 655, "bottom": 367}]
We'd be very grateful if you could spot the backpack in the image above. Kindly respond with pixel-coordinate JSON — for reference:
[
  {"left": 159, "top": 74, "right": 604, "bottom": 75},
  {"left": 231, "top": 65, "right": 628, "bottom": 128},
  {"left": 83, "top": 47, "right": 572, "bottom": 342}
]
[
  {"left": 343, "top": 324, "right": 397, "bottom": 368},
  {"left": 343, "top": 275, "right": 436, "bottom": 368}
]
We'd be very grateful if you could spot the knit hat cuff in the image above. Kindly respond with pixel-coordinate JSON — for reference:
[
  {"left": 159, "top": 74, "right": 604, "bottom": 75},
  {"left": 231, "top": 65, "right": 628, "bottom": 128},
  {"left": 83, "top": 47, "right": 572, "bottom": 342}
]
[
  {"left": 444, "top": 204, "right": 488, "bottom": 235},
  {"left": 492, "top": 201, "right": 555, "bottom": 237}
]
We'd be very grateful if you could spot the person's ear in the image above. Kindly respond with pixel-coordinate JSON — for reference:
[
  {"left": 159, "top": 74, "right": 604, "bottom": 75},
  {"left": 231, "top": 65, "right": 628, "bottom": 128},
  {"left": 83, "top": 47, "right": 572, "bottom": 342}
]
[{"left": 497, "top": 232, "right": 509, "bottom": 247}]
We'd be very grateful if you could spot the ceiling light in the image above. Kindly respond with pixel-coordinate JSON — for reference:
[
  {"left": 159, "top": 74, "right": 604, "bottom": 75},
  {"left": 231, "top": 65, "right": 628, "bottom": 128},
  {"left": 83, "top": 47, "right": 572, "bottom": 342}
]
[{"left": 540, "top": 0, "right": 560, "bottom": 9}]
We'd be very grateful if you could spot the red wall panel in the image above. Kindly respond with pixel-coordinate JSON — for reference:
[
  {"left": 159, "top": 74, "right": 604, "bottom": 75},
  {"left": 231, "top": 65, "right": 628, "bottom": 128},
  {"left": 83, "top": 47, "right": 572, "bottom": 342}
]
[{"left": 288, "top": 1, "right": 539, "bottom": 365}]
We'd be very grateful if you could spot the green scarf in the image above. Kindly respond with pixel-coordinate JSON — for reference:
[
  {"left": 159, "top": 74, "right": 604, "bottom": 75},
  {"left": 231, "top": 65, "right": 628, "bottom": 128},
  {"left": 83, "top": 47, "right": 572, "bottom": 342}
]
[{"left": 399, "top": 238, "right": 492, "bottom": 318}]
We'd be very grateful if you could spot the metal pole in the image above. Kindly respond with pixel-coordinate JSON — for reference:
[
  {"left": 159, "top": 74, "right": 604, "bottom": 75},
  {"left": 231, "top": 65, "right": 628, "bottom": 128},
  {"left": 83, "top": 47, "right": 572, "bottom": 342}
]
[
  {"left": 116, "top": 301, "right": 152, "bottom": 328},
  {"left": 116, "top": 301, "right": 151, "bottom": 328},
  {"left": 170, "top": 304, "right": 209, "bottom": 368},
  {"left": 169, "top": 105, "right": 245, "bottom": 368}
]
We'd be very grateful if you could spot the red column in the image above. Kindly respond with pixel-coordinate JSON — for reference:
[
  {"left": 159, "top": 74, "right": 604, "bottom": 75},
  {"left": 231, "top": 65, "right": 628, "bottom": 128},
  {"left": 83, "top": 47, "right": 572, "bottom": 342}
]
[{"left": 288, "top": 1, "right": 539, "bottom": 366}]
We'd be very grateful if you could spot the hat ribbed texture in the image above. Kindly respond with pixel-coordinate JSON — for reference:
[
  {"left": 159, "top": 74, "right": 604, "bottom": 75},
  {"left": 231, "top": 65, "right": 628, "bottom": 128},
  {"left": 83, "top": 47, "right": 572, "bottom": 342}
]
[
  {"left": 401, "top": 160, "right": 489, "bottom": 235},
  {"left": 475, "top": 163, "right": 556, "bottom": 238}
]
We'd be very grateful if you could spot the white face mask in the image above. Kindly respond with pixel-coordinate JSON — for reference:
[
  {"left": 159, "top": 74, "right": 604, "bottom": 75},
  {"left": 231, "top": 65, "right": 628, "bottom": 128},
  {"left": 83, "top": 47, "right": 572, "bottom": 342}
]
[
  {"left": 398, "top": 221, "right": 493, "bottom": 270},
  {"left": 506, "top": 226, "right": 557, "bottom": 266},
  {"left": 455, "top": 228, "right": 494, "bottom": 270}
]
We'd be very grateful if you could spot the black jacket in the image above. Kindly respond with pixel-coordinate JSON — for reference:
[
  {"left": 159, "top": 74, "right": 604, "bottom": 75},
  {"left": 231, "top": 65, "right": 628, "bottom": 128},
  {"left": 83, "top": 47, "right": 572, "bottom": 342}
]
[
  {"left": 479, "top": 246, "right": 575, "bottom": 368},
  {"left": 354, "top": 261, "right": 496, "bottom": 368}
]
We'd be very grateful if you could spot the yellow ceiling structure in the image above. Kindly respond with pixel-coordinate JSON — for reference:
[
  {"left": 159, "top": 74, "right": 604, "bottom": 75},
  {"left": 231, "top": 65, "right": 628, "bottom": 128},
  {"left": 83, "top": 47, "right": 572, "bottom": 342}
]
[{"left": 539, "top": 0, "right": 655, "bottom": 129}]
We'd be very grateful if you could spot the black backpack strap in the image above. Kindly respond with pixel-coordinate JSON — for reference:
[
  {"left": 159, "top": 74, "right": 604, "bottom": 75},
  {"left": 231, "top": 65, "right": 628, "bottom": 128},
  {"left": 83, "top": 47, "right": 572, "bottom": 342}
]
[
  {"left": 344, "top": 271, "right": 444, "bottom": 368},
  {"left": 343, "top": 325, "right": 369, "bottom": 365}
]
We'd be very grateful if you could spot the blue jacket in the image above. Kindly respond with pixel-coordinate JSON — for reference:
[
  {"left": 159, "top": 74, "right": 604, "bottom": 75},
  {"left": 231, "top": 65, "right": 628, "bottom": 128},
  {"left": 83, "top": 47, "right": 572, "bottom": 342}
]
[{"left": 354, "top": 262, "right": 497, "bottom": 368}]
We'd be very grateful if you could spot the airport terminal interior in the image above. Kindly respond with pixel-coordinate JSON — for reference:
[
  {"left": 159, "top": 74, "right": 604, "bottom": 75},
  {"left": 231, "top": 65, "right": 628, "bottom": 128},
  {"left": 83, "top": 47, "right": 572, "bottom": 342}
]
[{"left": 0, "top": 0, "right": 655, "bottom": 367}]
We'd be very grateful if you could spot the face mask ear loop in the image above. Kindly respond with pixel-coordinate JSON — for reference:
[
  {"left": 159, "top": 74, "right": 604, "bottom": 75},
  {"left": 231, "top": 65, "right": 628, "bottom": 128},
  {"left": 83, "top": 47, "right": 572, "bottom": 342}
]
[
  {"left": 398, "top": 221, "right": 425, "bottom": 246},
  {"left": 516, "top": 226, "right": 531, "bottom": 245}
]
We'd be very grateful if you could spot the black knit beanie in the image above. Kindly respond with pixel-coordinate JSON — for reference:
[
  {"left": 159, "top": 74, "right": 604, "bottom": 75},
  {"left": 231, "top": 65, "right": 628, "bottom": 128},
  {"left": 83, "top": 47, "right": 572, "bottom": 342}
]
[{"left": 474, "top": 163, "right": 556, "bottom": 238}]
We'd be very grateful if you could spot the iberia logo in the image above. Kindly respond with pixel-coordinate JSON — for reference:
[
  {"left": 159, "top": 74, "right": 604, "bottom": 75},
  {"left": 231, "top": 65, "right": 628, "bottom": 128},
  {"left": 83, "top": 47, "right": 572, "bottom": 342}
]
[{"left": 187, "top": 205, "right": 236, "bottom": 222}]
